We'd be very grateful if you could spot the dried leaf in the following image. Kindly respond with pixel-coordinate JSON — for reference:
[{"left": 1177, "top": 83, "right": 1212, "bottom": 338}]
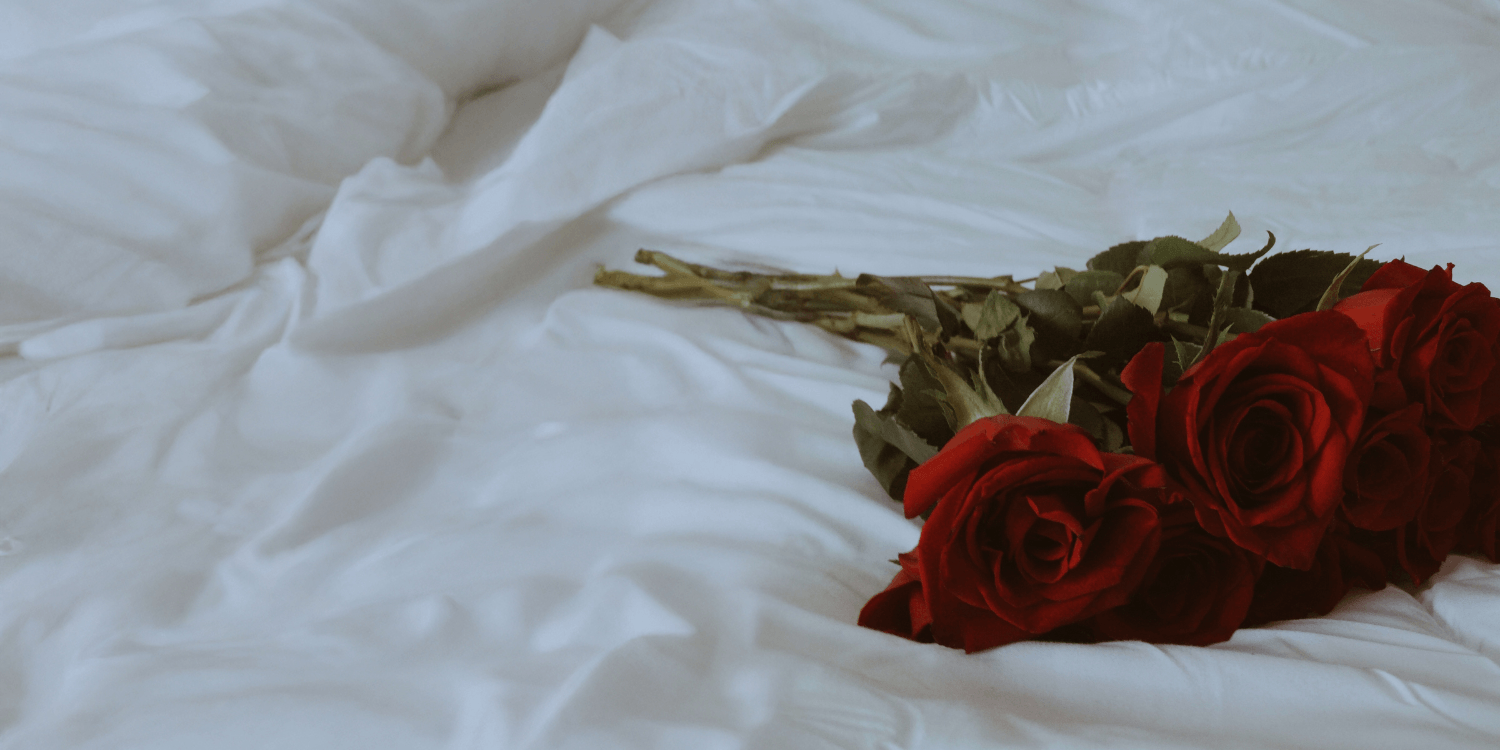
[
  {"left": 1122, "top": 266, "right": 1169, "bottom": 315},
  {"left": 1017, "top": 356, "right": 1079, "bottom": 423},
  {"left": 1197, "top": 211, "right": 1241, "bottom": 253}
]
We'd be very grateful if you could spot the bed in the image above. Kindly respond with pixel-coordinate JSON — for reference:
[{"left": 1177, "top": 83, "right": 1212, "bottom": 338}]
[{"left": 4, "top": 0, "right": 1500, "bottom": 747}]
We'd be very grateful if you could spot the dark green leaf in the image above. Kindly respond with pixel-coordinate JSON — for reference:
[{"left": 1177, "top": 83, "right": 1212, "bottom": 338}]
[
  {"left": 1085, "top": 296, "right": 1157, "bottom": 367},
  {"left": 1223, "top": 307, "right": 1275, "bottom": 335},
  {"left": 1015, "top": 289, "right": 1084, "bottom": 339},
  {"left": 1067, "top": 396, "right": 1104, "bottom": 440},
  {"left": 896, "top": 357, "right": 955, "bottom": 446},
  {"left": 1139, "top": 233, "right": 1272, "bottom": 271},
  {"left": 1166, "top": 338, "right": 1201, "bottom": 385},
  {"left": 1064, "top": 270, "right": 1125, "bottom": 307},
  {"left": 1162, "top": 265, "right": 1213, "bottom": 323},
  {"left": 1190, "top": 269, "right": 1240, "bottom": 367},
  {"left": 1088, "top": 240, "right": 1147, "bottom": 277},
  {"left": 980, "top": 350, "right": 1040, "bottom": 412},
  {"left": 852, "top": 399, "right": 924, "bottom": 502},
  {"left": 1316, "top": 244, "right": 1380, "bottom": 312},
  {"left": 1249, "top": 249, "right": 1384, "bottom": 318}
]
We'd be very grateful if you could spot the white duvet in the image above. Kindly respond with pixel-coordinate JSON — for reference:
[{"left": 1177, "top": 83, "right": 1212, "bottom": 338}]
[{"left": 4, "top": 1, "right": 1500, "bottom": 748}]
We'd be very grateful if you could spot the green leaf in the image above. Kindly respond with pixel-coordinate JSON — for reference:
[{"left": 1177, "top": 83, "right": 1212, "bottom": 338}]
[
  {"left": 1248, "top": 248, "right": 1384, "bottom": 319},
  {"left": 1122, "top": 265, "right": 1169, "bottom": 315},
  {"left": 968, "top": 291, "right": 1022, "bottom": 341},
  {"left": 1197, "top": 211, "right": 1241, "bottom": 253},
  {"left": 1036, "top": 267, "right": 1079, "bottom": 291},
  {"left": 1166, "top": 338, "right": 1201, "bottom": 384},
  {"left": 1223, "top": 307, "right": 1275, "bottom": 335},
  {"left": 1316, "top": 244, "right": 1380, "bottom": 312},
  {"left": 994, "top": 316, "right": 1037, "bottom": 373},
  {"left": 902, "top": 317, "right": 1005, "bottom": 430},
  {"left": 852, "top": 398, "right": 924, "bottom": 502},
  {"left": 853, "top": 397, "right": 940, "bottom": 464},
  {"left": 1085, "top": 295, "right": 1157, "bottom": 367},
  {"left": 1067, "top": 396, "right": 1104, "bottom": 440},
  {"left": 1162, "top": 265, "right": 1212, "bottom": 323},
  {"left": 856, "top": 275, "right": 945, "bottom": 333},
  {"left": 1088, "top": 240, "right": 1148, "bottom": 277},
  {"left": 1017, "top": 356, "right": 1078, "bottom": 423},
  {"left": 1139, "top": 233, "right": 1271, "bottom": 271},
  {"left": 896, "top": 357, "right": 954, "bottom": 446},
  {"left": 1015, "top": 289, "right": 1084, "bottom": 340},
  {"left": 1064, "top": 270, "right": 1125, "bottom": 307},
  {"left": 971, "top": 362, "right": 1011, "bottom": 418},
  {"left": 1101, "top": 417, "right": 1126, "bottom": 453},
  {"left": 1190, "top": 269, "right": 1240, "bottom": 367}
]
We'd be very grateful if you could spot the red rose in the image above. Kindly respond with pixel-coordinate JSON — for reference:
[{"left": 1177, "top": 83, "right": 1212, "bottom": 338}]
[
  {"left": 1341, "top": 403, "right": 1430, "bottom": 531},
  {"left": 1457, "top": 432, "right": 1500, "bottom": 562},
  {"left": 1089, "top": 502, "right": 1261, "bottom": 646},
  {"left": 1389, "top": 432, "right": 1478, "bottom": 583},
  {"left": 1334, "top": 260, "right": 1500, "bottom": 430},
  {"left": 857, "top": 550, "right": 934, "bottom": 643},
  {"left": 885, "top": 416, "right": 1171, "bottom": 653},
  {"left": 1243, "top": 518, "right": 1385, "bottom": 626},
  {"left": 1121, "top": 311, "right": 1374, "bottom": 569}
]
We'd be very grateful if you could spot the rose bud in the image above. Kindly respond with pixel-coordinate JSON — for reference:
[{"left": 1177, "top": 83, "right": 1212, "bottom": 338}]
[
  {"left": 1334, "top": 260, "right": 1500, "bottom": 430},
  {"left": 1341, "top": 403, "right": 1430, "bottom": 531},
  {"left": 1121, "top": 311, "right": 1374, "bottom": 570},
  {"left": 894, "top": 416, "right": 1172, "bottom": 653},
  {"left": 1090, "top": 502, "right": 1261, "bottom": 646}
]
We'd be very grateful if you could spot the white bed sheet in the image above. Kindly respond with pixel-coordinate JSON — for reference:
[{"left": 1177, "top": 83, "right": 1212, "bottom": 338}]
[{"left": 4, "top": 1, "right": 1500, "bottom": 748}]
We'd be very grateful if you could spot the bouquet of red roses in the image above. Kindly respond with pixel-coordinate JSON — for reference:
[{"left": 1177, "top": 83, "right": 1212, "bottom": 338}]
[{"left": 596, "top": 214, "right": 1500, "bottom": 651}]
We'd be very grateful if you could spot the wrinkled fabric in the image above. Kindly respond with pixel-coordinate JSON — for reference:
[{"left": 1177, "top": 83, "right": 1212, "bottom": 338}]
[{"left": 4, "top": 1, "right": 1500, "bottom": 748}]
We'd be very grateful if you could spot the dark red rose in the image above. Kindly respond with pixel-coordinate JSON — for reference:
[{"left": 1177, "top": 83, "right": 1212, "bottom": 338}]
[
  {"left": 1243, "top": 517, "right": 1386, "bottom": 626},
  {"left": 1457, "top": 431, "right": 1500, "bottom": 562},
  {"left": 889, "top": 415, "right": 1171, "bottom": 653},
  {"left": 1334, "top": 260, "right": 1500, "bottom": 430},
  {"left": 1121, "top": 311, "right": 1374, "bottom": 569},
  {"left": 1089, "top": 502, "right": 1261, "bottom": 646},
  {"left": 1342, "top": 403, "right": 1430, "bottom": 531},
  {"left": 857, "top": 551, "right": 934, "bottom": 643},
  {"left": 1359, "top": 432, "right": 1478, "bottom": 584}
]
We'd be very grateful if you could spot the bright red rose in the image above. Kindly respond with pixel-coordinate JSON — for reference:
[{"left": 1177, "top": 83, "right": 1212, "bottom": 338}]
[
  {"left": 1089, "top": 502, "right": 1261, "bottom": 646},
  {"left": 1342, "top": 403, "right": 1430, "bottom": 531},
  {"left": 1121, "top": 311, "right": 1374, "bottom": 570},
  {"left": 1334, "top": 260, "right": 1500, "bottom": 430},
  {"left": 1242, "top": 517, "right": 1385, "bottom": 626},
  {"left": 889, "top": 415, "right": 1172, "bottom": 653}
]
